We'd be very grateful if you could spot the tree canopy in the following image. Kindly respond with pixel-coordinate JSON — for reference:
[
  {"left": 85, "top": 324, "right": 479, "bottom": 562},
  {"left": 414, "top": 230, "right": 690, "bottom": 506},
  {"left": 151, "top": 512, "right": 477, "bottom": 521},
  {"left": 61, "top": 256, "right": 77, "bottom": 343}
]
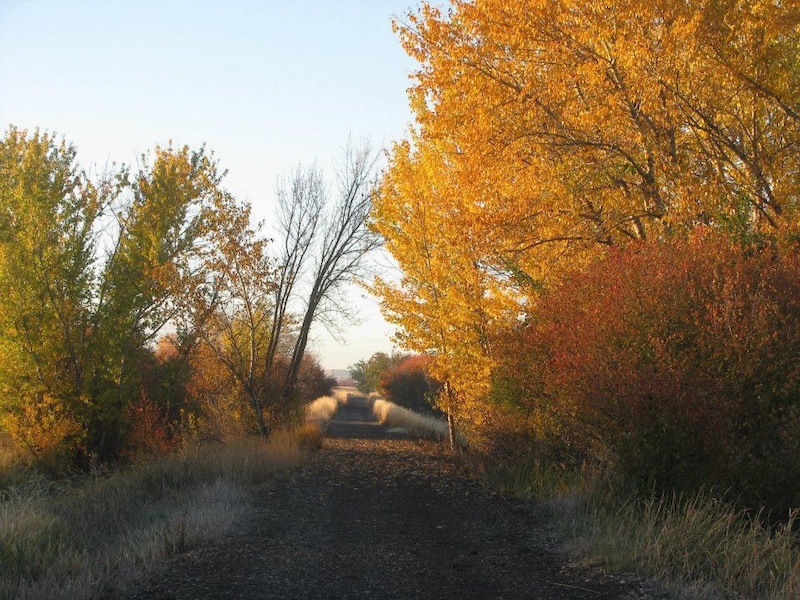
[
  {"left": 372, "top": 0, "right": 800, "bottom": 438},
  {"left": 0, "top": 126, "right": 374, "bottom": 466}
]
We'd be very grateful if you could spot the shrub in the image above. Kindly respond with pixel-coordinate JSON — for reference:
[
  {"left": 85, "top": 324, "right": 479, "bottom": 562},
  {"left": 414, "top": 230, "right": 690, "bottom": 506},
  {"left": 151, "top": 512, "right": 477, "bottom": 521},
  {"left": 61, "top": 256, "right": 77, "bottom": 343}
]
[
  {"left": 379, "top": 354, "right": 441, "bottom": 414},
  {"left": 495, "top": 232, "right": 800, "bottom": 513},
  {"left": 122, "top": 391, "right": 181, "bottom": 461},
  {"left": 295, "top": 355, "right": 336, "bottom": 404},
  {"left": 184, "top": 343, "right": 254, "bottom": 442},
  {"left": 0, "top": 394, "right": 83, "bottom": 471}
]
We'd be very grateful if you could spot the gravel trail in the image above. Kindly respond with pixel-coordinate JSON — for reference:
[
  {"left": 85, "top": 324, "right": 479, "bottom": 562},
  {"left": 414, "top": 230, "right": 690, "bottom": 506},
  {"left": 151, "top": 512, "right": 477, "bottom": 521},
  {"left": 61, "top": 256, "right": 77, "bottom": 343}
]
[{"left": 121, "top": 395, "right": 668, "bottom": 599}]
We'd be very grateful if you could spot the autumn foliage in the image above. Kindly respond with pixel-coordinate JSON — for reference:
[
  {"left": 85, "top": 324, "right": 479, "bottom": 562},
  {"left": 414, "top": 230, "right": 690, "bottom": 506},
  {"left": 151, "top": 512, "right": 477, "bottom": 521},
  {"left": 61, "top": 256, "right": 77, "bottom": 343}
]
[
  {"left": 379, "top": 354, "right": 441, "bottom": 414},
  {"left": 373, "top": 0, "right": 800, "bottom": 512},
  {"left": 491, "top": 233, "right": 800, "bottom": 513},
  {"left": 0, "top": 126, "right": 346, "bottom": 468}
]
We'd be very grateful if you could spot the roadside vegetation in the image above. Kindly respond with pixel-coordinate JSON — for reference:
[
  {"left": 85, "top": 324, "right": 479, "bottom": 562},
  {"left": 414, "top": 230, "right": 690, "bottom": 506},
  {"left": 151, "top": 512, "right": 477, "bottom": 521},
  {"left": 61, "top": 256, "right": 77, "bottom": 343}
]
[
  {"left": 556, "top": 490, "right": 799, "bottom": 599},
  {"left": 348, "top": 353, "right": 455, "bottom": 442},
  {"left": 372, "top": 398, "right": 448, "bottom": 440},
  {"left": 371, "top": 1, "right": 800, "bottom": 598},
  {"left": 350, "top": 352, "right": 441, "bottom": 416},
  {"left": 0, "top": 426, "right": 320, "bottom": 600},
  {"left": 481, "top": 459, "right": 800, "bottom": 600},
  {"left": 305, "top": 395, "right": 341, "bottom": 434},
  {"left": 470, "top": 232, "right": 800, "bottom": 598},
  {"left": 0, "top": 126, "right": 375, "bottom": 471},
  {"left": 0, "top": 124, "right": 375, "bottom": 597},
  {"left": 0, "top": 390, "right": 341, "bottom": 600},
  {"left": 0, "top": 388, "right": 341, "bottom": 600}
]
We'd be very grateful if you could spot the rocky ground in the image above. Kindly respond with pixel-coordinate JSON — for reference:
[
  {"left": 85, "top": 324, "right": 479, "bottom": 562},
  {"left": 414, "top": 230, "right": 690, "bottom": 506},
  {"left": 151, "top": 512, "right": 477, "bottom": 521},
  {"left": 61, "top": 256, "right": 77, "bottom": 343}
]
[{"left": 117, "top": 395, "right": 671, "bottom": 600}]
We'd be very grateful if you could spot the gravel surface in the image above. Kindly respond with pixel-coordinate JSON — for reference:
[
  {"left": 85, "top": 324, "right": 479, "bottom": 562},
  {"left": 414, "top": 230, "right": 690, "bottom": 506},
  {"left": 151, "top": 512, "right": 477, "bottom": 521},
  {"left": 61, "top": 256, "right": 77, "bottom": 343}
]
[{"left": 118, "top": 395, "right": 671, "bottom": 600}]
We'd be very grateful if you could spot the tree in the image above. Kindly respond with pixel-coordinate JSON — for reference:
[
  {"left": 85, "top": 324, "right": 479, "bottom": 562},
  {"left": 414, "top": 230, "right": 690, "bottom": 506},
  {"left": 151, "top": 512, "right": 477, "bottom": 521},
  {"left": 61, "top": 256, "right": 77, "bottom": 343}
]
[
  {"left": 184, "top": 339, "right": 253, "bottom": 442},
  {"left": 0, "top": 127, "right": 242, "bottom": 463},
  {"left": 87, "top": 143, "right": 234, "bottom": 459},
  {"left": 348, "top": 358, "right": 370, "bottom": 393},
  {"left": 396, "top": 1, "right": 800, "bottom": 247},
  {"left": 375, "top": 0, "right": 800, "bottom": 448},
  {"left": 190, "top": 197, "right": 276, "bottom": 436},
  {"left": 0, "top": 127, "right": 380, "bottom": 461},
  {"left": 0, "top": 126, "right": 104, "bottom": 461},
  {"left": 274, "top": 140, "right": 382, "bottom": 406},
  {"left": 348, "top": 351, "right": 404, "bottom": 394},
  {"left": 294, "top": 354, "right": 336, "bottom": 405},
  {"left": 263, "top": 164, "right": 324, "bottom": 420},
  {"left": 371, "top": 138, "right": 515, "bottom": 449}
]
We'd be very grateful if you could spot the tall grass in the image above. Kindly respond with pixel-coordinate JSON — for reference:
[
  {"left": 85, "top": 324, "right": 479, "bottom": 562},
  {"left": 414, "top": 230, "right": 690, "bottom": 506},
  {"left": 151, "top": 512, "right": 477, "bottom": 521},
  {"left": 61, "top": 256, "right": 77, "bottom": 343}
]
[
  {"left": 372, "top": 398, "right": 449, "bottom": 440},
  {"left": 305, "top": 395, "right": 340, "bottom": 430},
  {"left": 0, "top": 433, "right": 306, "bottom": 600},
  {"left": 564, "top": 490, "right": 799, "bottom": 599},
  {"left": 332, "top": 387, "right": 355, "bottom": 404},
  {"left": 490, "top": 460, "right": 800, "bottom": 599}
]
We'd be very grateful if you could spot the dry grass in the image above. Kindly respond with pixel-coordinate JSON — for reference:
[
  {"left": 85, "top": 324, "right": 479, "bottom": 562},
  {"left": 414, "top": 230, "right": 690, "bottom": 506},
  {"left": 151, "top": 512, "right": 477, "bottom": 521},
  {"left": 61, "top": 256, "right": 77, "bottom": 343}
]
[
  {"left": 495, "top": 460, "right": 800, "bottom": 599},
  {"left": 305, "top": 395, "right": 340, "bottom": 430},
  {"left": 295, "top": 423, "right": 324, "bottom": 450},
  {"left": 332, "top": 386, "right": 357, "bottom": 404},
  {"left": 372, "top": 399, "right": 449, "bottom": 440},
  {"left": 0, "top": 432, "right": 307, "bottom": 600},
  {"left": 470, "top": 457, "right": 576, "bottom": 501}
]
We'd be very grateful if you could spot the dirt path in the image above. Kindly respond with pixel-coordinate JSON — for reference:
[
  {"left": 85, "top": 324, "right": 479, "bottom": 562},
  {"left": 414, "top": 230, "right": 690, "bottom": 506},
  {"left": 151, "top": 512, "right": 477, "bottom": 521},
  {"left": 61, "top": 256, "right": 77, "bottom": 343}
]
[{"left": 121, "top": 396, "right": 668, "bottom": 599}]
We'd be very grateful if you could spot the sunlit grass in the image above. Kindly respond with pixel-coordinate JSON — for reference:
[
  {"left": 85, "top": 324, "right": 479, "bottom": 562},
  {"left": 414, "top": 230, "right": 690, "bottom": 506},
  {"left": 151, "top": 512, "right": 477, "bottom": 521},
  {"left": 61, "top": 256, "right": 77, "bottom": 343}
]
[
  {"left": 372, "top": 398, "right": 449, "bottom": 440},
  {"left": 332, "top": 386, "right": 357, "bottom": 404},
  {"left": 563, "top": 490, "right": 799, "bottom": 599},
  {"left": 305, "top": 395, "right": 339, "bottom": 430},
  {"left": 0, "top": 427, "right": 311, "bottom": 600}
]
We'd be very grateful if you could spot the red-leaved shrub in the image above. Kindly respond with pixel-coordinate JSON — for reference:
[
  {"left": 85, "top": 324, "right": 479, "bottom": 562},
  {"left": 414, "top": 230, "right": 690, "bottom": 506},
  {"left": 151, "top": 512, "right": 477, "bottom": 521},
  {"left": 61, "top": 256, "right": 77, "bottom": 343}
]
[
  {"left": 494, "top": 232, "right": 800, "bottom": 513},
  {"left": 123, "top": 390, "right": 180, "bottom": 460},
  {"left": 380, "top": 354, "right": 442, "bottom": 414}
]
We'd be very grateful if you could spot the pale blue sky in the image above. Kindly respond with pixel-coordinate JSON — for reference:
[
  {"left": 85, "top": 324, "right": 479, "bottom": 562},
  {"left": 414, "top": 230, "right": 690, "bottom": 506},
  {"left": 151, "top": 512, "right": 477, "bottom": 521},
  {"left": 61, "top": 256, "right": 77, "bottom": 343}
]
[{"left": 0, "top": 0, "right": 419, "bottom": 370}]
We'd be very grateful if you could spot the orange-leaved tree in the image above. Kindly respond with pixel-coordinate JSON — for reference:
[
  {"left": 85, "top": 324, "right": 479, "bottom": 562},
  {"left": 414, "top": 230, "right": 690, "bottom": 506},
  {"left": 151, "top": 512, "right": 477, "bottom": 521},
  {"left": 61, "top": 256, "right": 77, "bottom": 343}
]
[
  {"left": 397, "top": 0, "right": 800, "bottom": 244},
  {"left": 375, "top": 0, "right": 800, "bottom": 448}
]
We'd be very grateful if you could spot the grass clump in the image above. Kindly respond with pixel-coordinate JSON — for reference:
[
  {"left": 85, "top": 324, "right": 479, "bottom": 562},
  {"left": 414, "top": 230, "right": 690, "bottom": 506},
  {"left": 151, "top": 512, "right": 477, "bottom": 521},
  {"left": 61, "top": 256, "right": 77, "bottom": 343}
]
[
  {"left": 0, "top": 432, "right": 308, "bottom": 600},
  {"left": 373, "top": 398, "right": 449, "bottom": 440},
  {"left": 490, "top": 460, "right": 800, "bottom": 600},
  {"left": 305, "top": 395, "right": 340, "bottom": 431},
  {"left": 567, "top": 491, "right": 800, "bottom": 599},
  {"left": 300, "top": 394, "right": 342, "bottom": 450},
  {"left": 332, "top": 387, "right": 354, "bottom": 404}
]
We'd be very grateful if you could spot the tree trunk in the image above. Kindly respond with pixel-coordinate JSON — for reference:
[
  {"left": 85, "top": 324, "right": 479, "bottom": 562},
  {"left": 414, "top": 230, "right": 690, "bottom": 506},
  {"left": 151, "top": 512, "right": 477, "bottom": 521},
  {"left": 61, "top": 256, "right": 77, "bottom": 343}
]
[
  {"left": 282, "top": 297, "right": 318, "bottom": 404},
  {"left": 447, "top": 409, "right": 457, "bottom": 452}
]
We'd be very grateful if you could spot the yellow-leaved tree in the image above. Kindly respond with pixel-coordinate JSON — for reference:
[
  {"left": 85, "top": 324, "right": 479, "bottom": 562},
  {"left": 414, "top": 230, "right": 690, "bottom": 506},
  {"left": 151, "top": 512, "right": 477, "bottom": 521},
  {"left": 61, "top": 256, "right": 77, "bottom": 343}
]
[
  {"left": 373, "top": 0, "right": 800, "bottom": 445},
  {"left": 399, "top": 0, "right": 800, "bottom": 242},
  {"left": 372, "top": 138, "right": 524, "bottom": 447}
]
